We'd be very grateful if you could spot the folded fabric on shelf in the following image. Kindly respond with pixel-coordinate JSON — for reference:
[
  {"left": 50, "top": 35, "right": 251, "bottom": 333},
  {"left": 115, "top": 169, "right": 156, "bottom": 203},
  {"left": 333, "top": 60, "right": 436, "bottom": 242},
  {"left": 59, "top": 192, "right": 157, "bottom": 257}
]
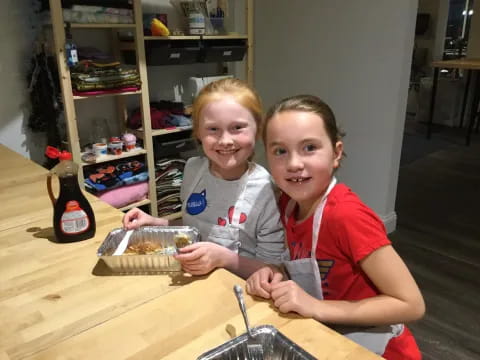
[
  {"left": 84, "top": 160, "right": 148, "bottom": 193},
  {"left": 166, "top": 114, "right": 192, "bottom": 127},
  {"left": 70, "top": 5, "right": 133, "bottom": 15},
  {"left": 123, "top": 171, "right": 149, "bottom": 185},
  {"left": 155, "top": 168, "right": 182, "bottom": 182},
  {"left": 155, "top": 158, "right": 185, "bottom": 217},
  {"left": 77, "top": 46, "right": 115, "bottom": 62},
  {"left": 37, "top": 0, "right": 132, "bottom": 12},
  {"left": 63, "top": 8, "right": 133, "bottom": 24},
  {"left": 116, "top": 160, "right": 145, "bottom": 178},
  {"left": 61, "top": 0, "right": 133, "bottom": 10},
  {"left": 98, "top": 181, "right": 148, "bottom": 209},
  {"left": 158, "top": 203, "right": 182, "bottom": 218},
  {"left": 72, "top": 86, "right": 139, "bottom": 96},
  {"left": 73, "top": 70, "right": 139, "bottom": 84},
  {"left": 157, "top": 192, "right": 182, "bottom": 217},
  {"left": 71, "top": 60, "right": 141, "bottom": 93},
  {"left": 128, "top": 101, "right": 190, "bottom": 130},
  {"left": 74, "top": 60, "right": 121, "bottom": 70}
]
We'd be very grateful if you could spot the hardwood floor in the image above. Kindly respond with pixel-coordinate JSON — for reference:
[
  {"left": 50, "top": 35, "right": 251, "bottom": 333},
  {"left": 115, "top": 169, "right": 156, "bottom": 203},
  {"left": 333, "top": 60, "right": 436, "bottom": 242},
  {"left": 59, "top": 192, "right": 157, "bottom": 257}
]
[{"left": 391, "top": 127, "right": 480, "bottom": 360}]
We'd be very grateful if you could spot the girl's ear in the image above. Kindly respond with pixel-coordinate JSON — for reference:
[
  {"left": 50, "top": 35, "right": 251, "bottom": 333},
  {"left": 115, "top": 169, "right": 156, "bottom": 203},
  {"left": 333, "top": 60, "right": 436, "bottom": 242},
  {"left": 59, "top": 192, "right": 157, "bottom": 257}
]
[{"left": 333, "top": 141, "right": 343, "bottom": 168}]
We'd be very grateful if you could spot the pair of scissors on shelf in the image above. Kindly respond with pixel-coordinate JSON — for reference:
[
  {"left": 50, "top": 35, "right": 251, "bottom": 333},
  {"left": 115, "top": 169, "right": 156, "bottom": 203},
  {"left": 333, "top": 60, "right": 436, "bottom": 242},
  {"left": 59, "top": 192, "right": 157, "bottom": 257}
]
[{"left": 210, "top": 6, "right": 224, "bottom": 18}]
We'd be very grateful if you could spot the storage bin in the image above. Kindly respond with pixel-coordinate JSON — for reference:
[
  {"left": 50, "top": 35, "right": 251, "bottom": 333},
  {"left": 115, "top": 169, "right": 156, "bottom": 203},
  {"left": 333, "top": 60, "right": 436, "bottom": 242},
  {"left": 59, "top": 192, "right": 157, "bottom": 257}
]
[
  {"left": 123, "top": 39, "right": 246, "bottom": 65},
  {"left": 123, "top": 40, "right": 201, "bottom": 66},
  {"left": 153, "top": 130, "right": 198, "bottom": 157},
  {"left": 200, "top": 39, "right": 247, "bottom": 63},
  {"left": 148, "top": 40, "right": 201, "bottom": 65}
]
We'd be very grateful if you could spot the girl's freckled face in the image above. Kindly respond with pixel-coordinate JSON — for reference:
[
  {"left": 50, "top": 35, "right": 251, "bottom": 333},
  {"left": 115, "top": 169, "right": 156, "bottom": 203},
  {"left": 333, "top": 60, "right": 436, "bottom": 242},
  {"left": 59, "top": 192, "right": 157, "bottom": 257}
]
[{"left": 198, "top": 96, "right": 257, "bottom": 180}]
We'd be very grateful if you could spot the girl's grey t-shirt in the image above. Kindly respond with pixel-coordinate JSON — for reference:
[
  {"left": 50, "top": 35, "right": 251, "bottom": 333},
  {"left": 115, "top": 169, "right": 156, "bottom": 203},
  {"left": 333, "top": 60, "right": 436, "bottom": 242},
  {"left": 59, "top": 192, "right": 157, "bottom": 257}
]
[{"left": 180, "top": 156, "right": 285, "bottom": 264}]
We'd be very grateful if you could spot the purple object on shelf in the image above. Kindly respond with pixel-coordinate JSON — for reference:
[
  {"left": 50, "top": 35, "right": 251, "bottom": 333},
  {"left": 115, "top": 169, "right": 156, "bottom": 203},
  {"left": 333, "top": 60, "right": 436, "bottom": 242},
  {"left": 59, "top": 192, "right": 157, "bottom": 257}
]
[{"left": 158, "top": 13, "right": 168, "bottom": 27}]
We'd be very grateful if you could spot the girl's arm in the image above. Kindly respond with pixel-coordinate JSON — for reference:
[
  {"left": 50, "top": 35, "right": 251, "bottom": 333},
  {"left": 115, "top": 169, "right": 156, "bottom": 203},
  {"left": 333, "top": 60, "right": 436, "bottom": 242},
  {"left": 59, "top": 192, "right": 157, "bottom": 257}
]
[
  {"left": 123, "top": 207, "right": 169, "bottom": 229},
  {"left": 274, "top": 245, "right": 425, "bottom": 326},
  {"left": 311, "top": 199, "right": 425, "bottom": 326},
  {"left": 252, "top": 182, "right": 286, "bottom": 264},
  {"left": 175, "top": 242, "right": 274, "bottom": 279},
  {"left": 320, "top": 245, "right": 424, "bottom": 325},
  {"left": 220, "top": 248, "right": 279, "bottom": 279}
]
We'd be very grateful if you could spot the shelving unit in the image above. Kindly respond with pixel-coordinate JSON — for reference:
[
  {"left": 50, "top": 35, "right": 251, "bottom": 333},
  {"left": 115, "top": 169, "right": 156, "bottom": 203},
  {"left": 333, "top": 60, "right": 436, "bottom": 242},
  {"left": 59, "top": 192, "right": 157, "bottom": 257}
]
[
  {"left": 118, "top": 0, "right": 253, "bottom": 82},
  {"left": 49, "top": 0, "right": 253, "bottom": 220},
  {"left": 49, "top": 0, "right": 158, "bottom": 216}
]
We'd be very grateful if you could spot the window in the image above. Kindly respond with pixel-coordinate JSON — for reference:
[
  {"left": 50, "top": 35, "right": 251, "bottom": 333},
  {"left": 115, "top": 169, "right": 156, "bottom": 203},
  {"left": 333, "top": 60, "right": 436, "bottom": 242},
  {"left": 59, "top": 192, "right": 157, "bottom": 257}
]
[{"left": 444, "top": 0, "right": 475, "bottom": 58}]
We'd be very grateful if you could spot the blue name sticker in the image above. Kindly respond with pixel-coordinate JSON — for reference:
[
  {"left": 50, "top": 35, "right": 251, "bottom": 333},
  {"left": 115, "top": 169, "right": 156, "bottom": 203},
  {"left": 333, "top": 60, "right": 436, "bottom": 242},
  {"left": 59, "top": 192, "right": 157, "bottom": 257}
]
[{"left": 186, "top": 190, "right": 207, "bottom": 215}]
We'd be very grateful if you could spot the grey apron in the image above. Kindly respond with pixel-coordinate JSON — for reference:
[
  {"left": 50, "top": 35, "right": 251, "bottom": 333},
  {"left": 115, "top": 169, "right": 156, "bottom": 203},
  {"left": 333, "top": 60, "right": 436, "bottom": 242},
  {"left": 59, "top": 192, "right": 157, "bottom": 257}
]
[
  {"left": 281, "top": 177, "right": 403, "bottom": 355},
  {"left": 182, "top": 160, "right": 250, "bottom": 253}
]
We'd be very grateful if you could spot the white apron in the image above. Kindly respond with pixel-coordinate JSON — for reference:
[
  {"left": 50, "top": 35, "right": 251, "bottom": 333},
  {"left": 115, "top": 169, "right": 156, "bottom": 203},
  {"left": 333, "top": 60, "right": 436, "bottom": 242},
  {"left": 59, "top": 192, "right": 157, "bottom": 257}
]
[
  {"left": 182, "top": 160, "right": 250, "bottom": 253},
  {"left": 281, "top": 177, "right": 403, "bottom": 355}
]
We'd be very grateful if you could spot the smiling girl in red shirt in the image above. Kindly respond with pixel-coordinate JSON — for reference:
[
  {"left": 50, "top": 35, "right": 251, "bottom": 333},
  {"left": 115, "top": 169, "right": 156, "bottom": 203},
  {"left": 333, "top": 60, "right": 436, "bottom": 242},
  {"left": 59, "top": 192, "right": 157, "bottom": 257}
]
[{"left": 246, "top": 95, "right": 425, "bottom": 359}]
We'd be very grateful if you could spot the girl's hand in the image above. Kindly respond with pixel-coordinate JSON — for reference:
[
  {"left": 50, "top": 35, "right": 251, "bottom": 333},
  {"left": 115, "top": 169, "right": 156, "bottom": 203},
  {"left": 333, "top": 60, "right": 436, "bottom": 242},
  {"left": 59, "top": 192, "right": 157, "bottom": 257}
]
[
  {"left": 122, "top": 208, "right": 151, "bottom": 229},
  {"left": 122, "top": 208, "right": 168, "bottom": 230},
  {"left": 246, "top": 266, "right": 284, "bottom": 299},
  {"left": 270, "top": 280, "right": 318, "bottom": 318},
  {"left": 174, "top": 242, "right": 229, "bottom": 275}
]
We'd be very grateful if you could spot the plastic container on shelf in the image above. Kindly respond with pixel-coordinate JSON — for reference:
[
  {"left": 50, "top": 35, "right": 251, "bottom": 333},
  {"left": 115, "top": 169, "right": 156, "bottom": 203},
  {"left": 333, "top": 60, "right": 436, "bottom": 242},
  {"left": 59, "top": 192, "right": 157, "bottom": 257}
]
[
  {"left": 122, "top": 133, "right": 137, "bottom": 151},
  {"left": 108, "top": 141, "right": 123, "bottom": 155},
  {"left": 91, "top": 118, "right": 110, "bottom": 145},
  {"left": 93, "top": 143, "right": 108, "bottom": 157},
  {"left": 188, "top": 10, "right": 205, "bottom": 35}
]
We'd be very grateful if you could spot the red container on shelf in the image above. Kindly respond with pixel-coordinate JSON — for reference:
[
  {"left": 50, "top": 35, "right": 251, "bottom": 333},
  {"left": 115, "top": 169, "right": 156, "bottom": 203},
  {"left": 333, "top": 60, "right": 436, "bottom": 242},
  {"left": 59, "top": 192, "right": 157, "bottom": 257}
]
[
  {"left": 108, "top": 141, "right": 123, "bottom": 155},
  {"left": 122, "top": 133, "right": 136, "bottom": 152}
]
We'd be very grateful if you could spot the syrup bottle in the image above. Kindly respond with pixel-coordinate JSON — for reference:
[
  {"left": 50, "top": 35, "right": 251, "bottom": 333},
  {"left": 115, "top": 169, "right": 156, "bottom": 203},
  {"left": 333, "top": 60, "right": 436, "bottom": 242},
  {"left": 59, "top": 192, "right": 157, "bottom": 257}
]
[
  {"left": 46, "top": 146, "right": 96, "bottom": 243},
  {"left": 65, "top": 23, "right": 78, "bottom": 68}
]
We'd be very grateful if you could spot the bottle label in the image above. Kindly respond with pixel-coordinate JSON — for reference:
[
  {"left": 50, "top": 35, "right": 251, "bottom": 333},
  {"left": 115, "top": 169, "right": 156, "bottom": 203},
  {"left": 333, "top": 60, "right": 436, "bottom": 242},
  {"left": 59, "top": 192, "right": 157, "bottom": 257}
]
[
  {"left": 66, "top": 45, "right": 78, "bottom": 67},
  {"left": 70, "top": 48, "right": 78, "bottom": 64},
  {"left": 60, "top": 200, "right": 90, "bottom": 234},
  {"left": 189, "top": 12, "right": 205, "bottom": 34}
]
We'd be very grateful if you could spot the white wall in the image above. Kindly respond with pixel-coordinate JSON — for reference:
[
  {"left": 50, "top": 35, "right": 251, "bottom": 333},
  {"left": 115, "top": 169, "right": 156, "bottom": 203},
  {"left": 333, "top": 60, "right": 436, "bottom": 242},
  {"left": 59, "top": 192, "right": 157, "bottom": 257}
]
[
  {"left": 0, "top": 0, "right": 46, "bottom": 163},
  {"left": 254, "top": 0, "right": 418, "bottom": 232}
]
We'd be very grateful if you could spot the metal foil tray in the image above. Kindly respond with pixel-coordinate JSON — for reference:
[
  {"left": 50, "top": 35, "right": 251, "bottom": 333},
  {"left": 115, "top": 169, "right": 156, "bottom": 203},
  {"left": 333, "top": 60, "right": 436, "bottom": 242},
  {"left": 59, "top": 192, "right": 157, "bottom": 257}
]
[
  {"left": 197, "top": 325, "right": 316, "bottom": 360},
  {"left": 97, "top": 226, "right": 199, "bottom": 273}
]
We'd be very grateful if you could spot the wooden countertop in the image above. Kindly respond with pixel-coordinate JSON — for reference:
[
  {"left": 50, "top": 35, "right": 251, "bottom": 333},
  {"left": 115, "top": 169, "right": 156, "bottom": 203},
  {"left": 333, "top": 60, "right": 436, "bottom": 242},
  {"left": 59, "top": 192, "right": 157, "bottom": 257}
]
[
  {"left": 0, "top": 144, "right": 381, "bottom": 360},
  {"left": 431, "top": 58, "right": 480, "bottom": 70}
]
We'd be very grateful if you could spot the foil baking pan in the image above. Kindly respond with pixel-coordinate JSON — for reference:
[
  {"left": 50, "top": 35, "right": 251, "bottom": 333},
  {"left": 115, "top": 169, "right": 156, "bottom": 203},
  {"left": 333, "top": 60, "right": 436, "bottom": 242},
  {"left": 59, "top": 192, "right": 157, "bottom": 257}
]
[
  {"left": 97, "top": 226, "right": 199, "bottom": 273},
  {"left": 197, "top": 325, "right": 316, "bottom": 360}
]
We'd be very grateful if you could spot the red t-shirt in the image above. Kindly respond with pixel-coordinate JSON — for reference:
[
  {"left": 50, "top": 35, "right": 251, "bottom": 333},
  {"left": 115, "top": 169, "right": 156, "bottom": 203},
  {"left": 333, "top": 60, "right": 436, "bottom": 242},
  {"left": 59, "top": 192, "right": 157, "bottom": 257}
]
[{"left": 279, "top": 183, "right": 421, "bottom": 359}]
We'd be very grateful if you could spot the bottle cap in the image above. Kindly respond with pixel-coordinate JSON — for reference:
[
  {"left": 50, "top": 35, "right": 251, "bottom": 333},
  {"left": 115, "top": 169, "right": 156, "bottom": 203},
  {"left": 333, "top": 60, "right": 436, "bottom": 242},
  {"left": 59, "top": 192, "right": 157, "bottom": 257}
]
[
  {"left": 65, "top": 22, "right": 73, "bottom": 40},
  {"left": 45, "top": 146, "right": 73, "bottom": 160},
  {"left": 59, "top": 151, "right": 73, "bottom": 160}
]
